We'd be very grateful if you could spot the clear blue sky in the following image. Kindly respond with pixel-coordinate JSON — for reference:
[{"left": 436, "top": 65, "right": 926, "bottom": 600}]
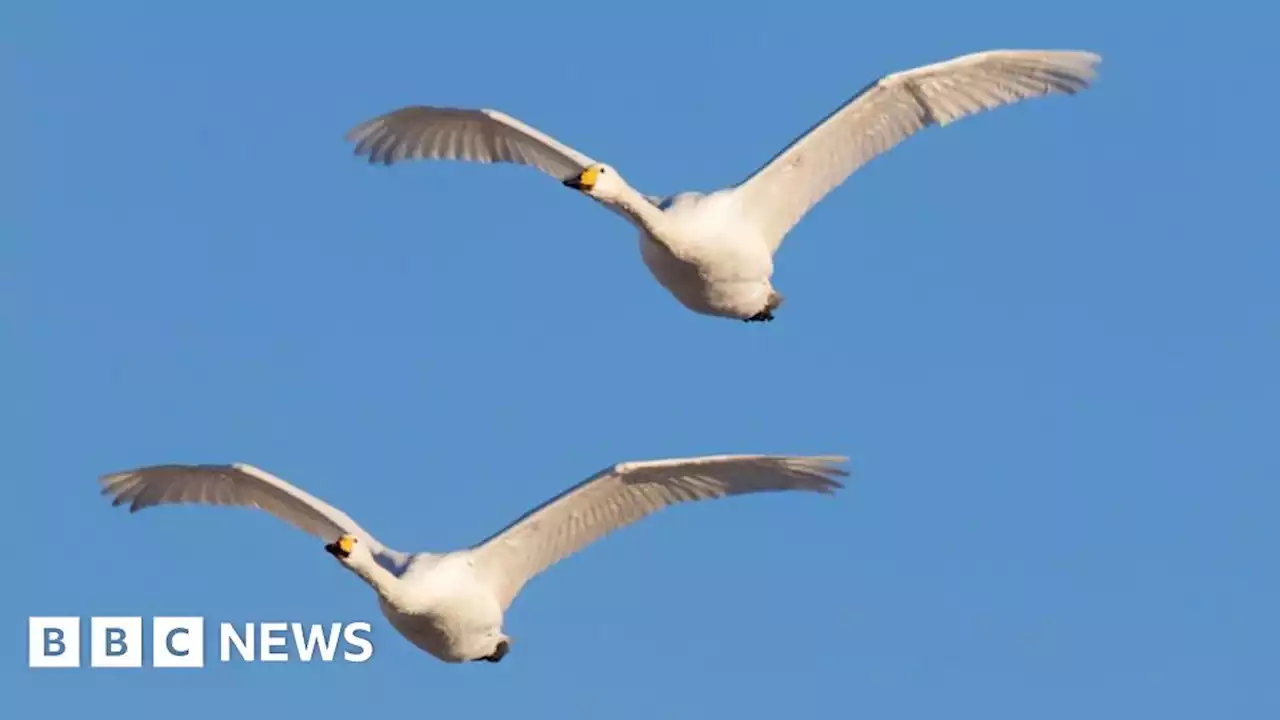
[{"left": 5, "top": 1, "right": 1277, "bottom": 717}]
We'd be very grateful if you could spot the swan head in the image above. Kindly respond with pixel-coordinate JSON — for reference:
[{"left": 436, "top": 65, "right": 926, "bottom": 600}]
[
  {"left": 324, "top": 534, "right": 375, "bottom": 571},
  {"left": 562, "top": 163, "right": 627, "bottom": 201}
]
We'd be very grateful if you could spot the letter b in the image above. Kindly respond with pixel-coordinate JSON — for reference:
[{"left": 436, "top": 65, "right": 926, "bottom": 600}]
[
  {"left": 46, "top": 628, "right": 66, "bottom": 656},
  {"left": 28, "top": 617, "right": 80, "bottom": 668},
  {"left": 91, "top": 617, "right": 142, "bottom": 668},
  {"left": 105, "top": 628, "right": 128, "bottom": 656}
]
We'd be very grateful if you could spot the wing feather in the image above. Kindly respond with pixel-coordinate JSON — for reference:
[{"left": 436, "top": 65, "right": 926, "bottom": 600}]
[
  {"left": 99, "top": 463, "right": 405, "bottom": 566},
  {"left": 346, "top": 106, "right": 598, "bottom": 181},
  {"left": 469, "top": 454, "right": 848, "bottom": 609},
  {"left": 733, "top": 49, "right": 1102, "bottom": 251}
]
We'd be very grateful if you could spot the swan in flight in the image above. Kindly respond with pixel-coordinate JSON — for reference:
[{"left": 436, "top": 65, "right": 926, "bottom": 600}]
[
  {"left": 346, "top": 49, "right": 1101, "bottom": 322},
  {"left": 99, "top": 453, "right": 847, "bottom": 663}
]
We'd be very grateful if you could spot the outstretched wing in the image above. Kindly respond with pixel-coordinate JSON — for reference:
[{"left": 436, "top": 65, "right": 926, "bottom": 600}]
[
  {"left": 346, "top": 106, "right": 598, "bottom": 182},
  {"left": 733, "top": 49, "right": 1101, "bottom": 251},
  {"left": 99, "top": 463, "right": 407, "bottom": 567},
  {"left": 468, "top": 454, "right": 848, "bottom": 609}
]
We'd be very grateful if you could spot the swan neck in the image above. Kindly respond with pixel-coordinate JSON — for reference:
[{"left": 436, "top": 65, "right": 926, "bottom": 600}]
[
  {"left": 614, "top": 185, "right": 664, "bottom": 234},
  {"left": 350, "top": 561, "right": 400, "bottom": 603}
]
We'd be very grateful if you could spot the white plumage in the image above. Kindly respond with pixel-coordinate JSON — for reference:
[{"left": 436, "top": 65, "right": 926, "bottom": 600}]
[
  {"left": 347, "top": 49, "right": 1101, "bottom": 322},
  {"left": 100, "top": 453, "right": 847, "bottom": 663}
]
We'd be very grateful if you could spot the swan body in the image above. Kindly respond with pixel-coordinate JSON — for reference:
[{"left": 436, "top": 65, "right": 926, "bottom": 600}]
[
  {"left": 639, "top": 190, "right": 778, "bottom": 319},
  {"left": 374, "top": 552, "right": 506, "bottom": 662},
  {"left": 99, "top": 454, "right": 847, "bottom": 663},
  {"left": 346, "top": 49, "right": 1102, "bottom": 322}
]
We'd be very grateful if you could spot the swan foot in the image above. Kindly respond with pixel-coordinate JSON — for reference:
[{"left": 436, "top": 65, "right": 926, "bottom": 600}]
[
  {"left": 743, "top": 290, "right": 784, "bottom": 323},
  {"left": 480, "top": 639, "right": 510, "bottom": 663}
]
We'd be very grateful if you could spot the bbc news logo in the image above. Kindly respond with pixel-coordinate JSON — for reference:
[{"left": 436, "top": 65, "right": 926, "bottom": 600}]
[{"left": 28, "top": 617, "right": 373, "bottom": 668}]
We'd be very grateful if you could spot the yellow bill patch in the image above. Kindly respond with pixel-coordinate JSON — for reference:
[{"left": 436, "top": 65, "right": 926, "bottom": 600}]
[{"left": 577, "top": 165, "right": 601, "bottom": 190}]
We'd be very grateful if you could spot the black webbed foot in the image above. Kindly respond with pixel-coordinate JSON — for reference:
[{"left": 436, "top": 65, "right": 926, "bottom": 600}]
[
  {"left": 743, "top": 291, "right": 784, "bottom": 323},
  {"left": 481, "top": 640, "right": 510, "bottom": 663}
]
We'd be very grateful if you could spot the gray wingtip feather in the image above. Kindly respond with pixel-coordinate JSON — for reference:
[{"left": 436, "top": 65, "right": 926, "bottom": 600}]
[{"left": 787, "top": 455, "right": 851, "bottom": 493}]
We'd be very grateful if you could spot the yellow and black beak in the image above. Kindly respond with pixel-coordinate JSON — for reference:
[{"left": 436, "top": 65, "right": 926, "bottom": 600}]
[
  {"left": 562, "top": 166, "right": 600, "bottom": 192},
  {"left": 324, "top": 535, "right": 355, "bottom": 559}
]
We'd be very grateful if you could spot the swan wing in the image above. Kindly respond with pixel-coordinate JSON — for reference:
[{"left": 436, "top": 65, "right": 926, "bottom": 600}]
[
  {"left": 346, "top": 106, "right": 598, "bottom": 182},
  {"left": 733, "top": 50, "right": 1101, "bottom": 251},
  {"left": 469, "top": 454, "right": 847, "bottom": 609},
  {"left": 99, "top": 462, "right": 406, "bottom": 565}
]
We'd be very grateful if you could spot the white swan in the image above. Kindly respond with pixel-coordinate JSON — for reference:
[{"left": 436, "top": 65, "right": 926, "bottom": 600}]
[
  {"left": 346, "top": 49, "right": 1101, "bottom": 322},
  {"left": 100, "top": 453, "right": 847, "bottom": 663}
]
